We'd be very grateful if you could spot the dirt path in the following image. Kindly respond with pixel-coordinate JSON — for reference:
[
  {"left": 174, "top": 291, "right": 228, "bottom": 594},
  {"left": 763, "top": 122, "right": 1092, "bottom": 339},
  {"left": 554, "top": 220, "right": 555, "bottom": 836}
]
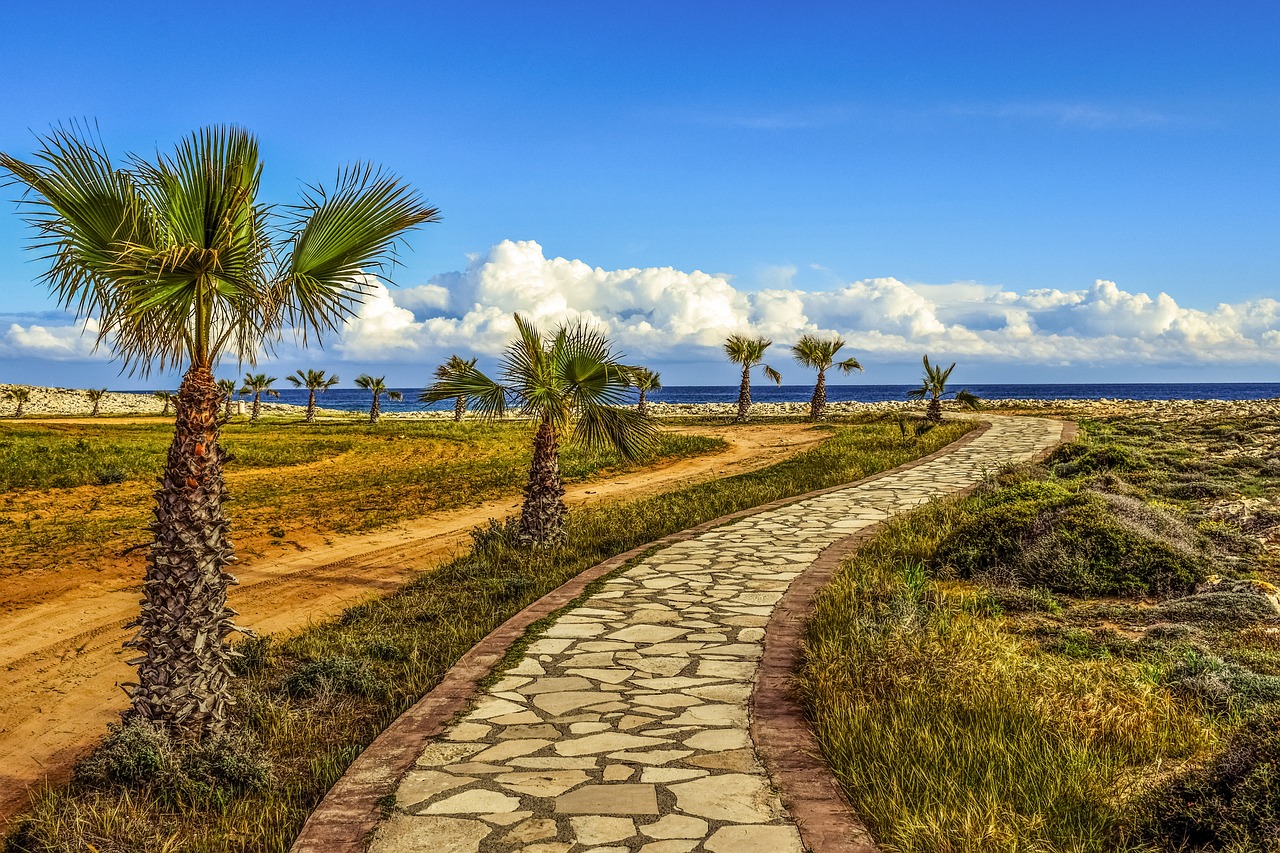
[{"left": 0, "top": 423, "right": 824, "bottom": 827}]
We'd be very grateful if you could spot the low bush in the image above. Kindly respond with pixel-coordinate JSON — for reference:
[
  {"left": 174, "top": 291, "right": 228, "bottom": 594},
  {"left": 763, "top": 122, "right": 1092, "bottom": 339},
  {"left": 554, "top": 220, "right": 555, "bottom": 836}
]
[{"left": 1150, "top": 592, "right": 1280, "bottom": 630}]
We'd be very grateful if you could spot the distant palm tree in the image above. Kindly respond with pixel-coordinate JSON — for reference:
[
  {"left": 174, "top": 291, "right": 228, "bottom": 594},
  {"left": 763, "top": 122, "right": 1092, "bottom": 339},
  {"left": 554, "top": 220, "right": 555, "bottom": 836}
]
[
  {"left": 240, "top": 374, "right": 279, "bottom": 423},
  {"left": 424, "top": 355, "right": 478, "bottom": 422},
  {"left": 791, "top": 334, "right": 863, "bottom": 421},
  {"left": 286, "top": 369, "right": 340, "bottom": 423},
  {"left": 421, "top": 314, "right": 654, "bottom": 545},
  {"left": 4, "top": 387, "right": 31, "bottom": 418},
  {"left": 723, "top": 335, "right": 782, "bottom": 422},
  {"left": 87, "top": 387, "right": 107, "bottom": 417},
  {"left": 153, "top": 390, "right": 176, "bottom": 417},
  {"left": 907, "top": 355, "right": 980, "bottom": 423},
  {"left": 355, "top": 374, "right": 402, "bottom": 424},
  {"left": 0, "top": 123, "right": 437, "bottom": 740},
  {"left": 216, "top": 379, "right": 238, "bottom": 421},
  {"left": 630, "top": 367, "right": 662, "bottom": 417}
]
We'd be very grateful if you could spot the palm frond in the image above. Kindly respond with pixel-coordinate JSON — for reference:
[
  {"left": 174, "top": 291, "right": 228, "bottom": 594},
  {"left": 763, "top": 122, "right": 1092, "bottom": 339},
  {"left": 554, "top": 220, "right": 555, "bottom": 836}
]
[
  {"left": 420, "top": 363, "right": 508, "bottom": 419},
  {"left": 762, "top": 364, "right": 783, "bottom": 385},
  {"left": 955, "top": 389, "right": 981, "bottom": 410},
  {"left": 572, "top": 403, "right": 656, "bottom": 461},
  {"left": 836, "top": 356, "right": 863, "bottom": 374}
]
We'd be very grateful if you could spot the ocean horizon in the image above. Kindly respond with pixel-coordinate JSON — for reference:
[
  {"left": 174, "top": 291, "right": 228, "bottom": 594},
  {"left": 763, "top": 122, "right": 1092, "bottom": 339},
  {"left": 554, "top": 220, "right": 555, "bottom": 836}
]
[{"left": 121, "top": 382, "right": 1280, "bottom": 414}]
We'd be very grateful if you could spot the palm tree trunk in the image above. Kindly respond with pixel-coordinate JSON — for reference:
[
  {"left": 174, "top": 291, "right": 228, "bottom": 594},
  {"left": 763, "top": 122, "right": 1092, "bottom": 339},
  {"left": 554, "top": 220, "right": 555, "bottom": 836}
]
[
  {"left": 306, "top": 390, "right": 317, "bottom": 424},
  {"left": 927, "top": 395, "right": 943, "bottom": 423},
  {"left": 736, "top": 365, "right": 752, "bottom": 423},
  {"left": 520, "top": 419, "right": 567, "bottom": 546},
  {"left": 810, "top": 368, "right": 827, "bottom": 421},
  {"left": 91, "top": 400, "right": 101, "bottom": 417},
  {"left": 369, "top": 395, "right": 381, "bottom": 424},
  {"left": 124, "top": 366, "right": 240, "bottom": 740},
  {"left": 223, "top": 396, "right": 233, "bottom": 421},
  {"left": 251, "top": 393, "right": 261, "bottom": 423},
  {"left": 454, "top": 396, "right": 466, "bottom": 422},
  {"left": 14, "top": 401, "right": 24, "bottom": 418},
  {"left": 638, "top": 389, "right": 648, "bottom": 417}
]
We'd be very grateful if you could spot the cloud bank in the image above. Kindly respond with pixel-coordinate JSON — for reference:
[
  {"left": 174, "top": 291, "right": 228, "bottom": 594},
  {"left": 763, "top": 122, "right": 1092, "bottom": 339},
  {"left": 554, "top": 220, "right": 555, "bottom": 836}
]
[{"left": 3, "top": 240, "right": 1277, "bottom": 378}]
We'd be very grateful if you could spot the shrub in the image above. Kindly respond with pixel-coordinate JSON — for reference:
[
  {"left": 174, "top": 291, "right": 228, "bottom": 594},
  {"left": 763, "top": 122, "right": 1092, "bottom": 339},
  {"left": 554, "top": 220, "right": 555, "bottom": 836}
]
[
  {"left": 1151, "top": 592, "right": 1280, "bottom": 631},
  {"left": 1050, "top": 442, "right": 1139, "bottom": 477},
  {"left": 280, "top": 656, "right": 387, "bottom": 699},
  {"left": 1143, "top": 711, "right": 1280, "bottom": 849}
]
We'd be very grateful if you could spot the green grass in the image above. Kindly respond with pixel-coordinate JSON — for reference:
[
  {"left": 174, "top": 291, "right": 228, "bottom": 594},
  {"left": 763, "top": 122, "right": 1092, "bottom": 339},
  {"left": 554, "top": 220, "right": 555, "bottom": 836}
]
[{"left": 3, "top": 416, "right": 973, "bottom": 853}]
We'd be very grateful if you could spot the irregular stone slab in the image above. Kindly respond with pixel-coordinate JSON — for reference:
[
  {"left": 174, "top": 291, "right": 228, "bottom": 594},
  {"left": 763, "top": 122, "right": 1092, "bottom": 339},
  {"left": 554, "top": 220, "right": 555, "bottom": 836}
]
[
  {"left": 397, "top": 770, "right": 475, "bottom": 808},
  {"left": 606, "top": 625, "right": 688, "bottom": 643},
  {"left": 570, "top": 815, "right": 636, "bottom": 845},
  {"left": 555, "top": 732, "right": 670, "bottom": 756},
  {"left": 534, "top": 690, "right": 623, "bottom": 716},
  {"left": 496, "top": 769, "right": 590, "bottom": 797},
  {"left": 667, "top": 774, "right": 782, "bottom": 823},
  {"left": 555, "top": 784, "right": 659, "bottom": 815},
  {"left": 637, "top": 841, "right": 698, "bottom": 853},
  {"left": 424, "top": 789, "right": 522, "bottom": 814},
  {"left": 640, "top": 814, "right": 709, "bottom": 839},
  {"left": 372, "top": 814, "right": 491, "bottom": 852},
  {"left": 503, "top": 817, "right": 557, "bottom": 844},
  {"left": 705, "top": 824, "right": 805, "bottom": 853},
  {"left": 471, "top": 738, "right": 552, "bottom": 763}
]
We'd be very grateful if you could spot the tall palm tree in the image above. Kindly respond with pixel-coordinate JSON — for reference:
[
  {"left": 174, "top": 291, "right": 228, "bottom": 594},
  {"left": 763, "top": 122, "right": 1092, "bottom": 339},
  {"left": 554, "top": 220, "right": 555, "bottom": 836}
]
[
  {"left": 421, "top": 314, "right": 655, "bottom": 545},
  {"left": 723, "top": 335, "right": 782, "bottom": 422},
  {"left": 355, "top": 374, "right": 401, "bottom": 424},
  {"left": 0, "top": 124, "right": 437, "bottom": 739},
  {"left": 240, "top": 373, "right": 278, "bottom": 423},
  {"left": 630, "top": 367, "right": 661, "bottom": 417},
  {"left": 154, "top": 390, "right": 176, "bottom": 416},
  {"left": 216, "top": 378, "right": 238, "bottom": 421},
  {"left": 4, "top": 387, "right": 30, "bottom": 418},
  {"left": 286, "top": 368, "right": 340, "bottom": 423},
  {"left": 87, "top": 387, "right": 107, "bottom": 416},
  {"left": 425, "top": 355, "right": 478, "bottom": 422},
  {"left": 907, "top": 355, "right": 980, "bottom": 423},
  {"left": 791, "top": 334, "right": 863, "bottom": 421}
]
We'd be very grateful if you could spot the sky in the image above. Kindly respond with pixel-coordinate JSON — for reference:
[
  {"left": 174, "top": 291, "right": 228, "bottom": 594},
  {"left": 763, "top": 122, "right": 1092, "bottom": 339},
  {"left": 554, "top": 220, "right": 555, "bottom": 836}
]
[{"left": 1, "top": 0, "right": 1277, "bottom": 388}]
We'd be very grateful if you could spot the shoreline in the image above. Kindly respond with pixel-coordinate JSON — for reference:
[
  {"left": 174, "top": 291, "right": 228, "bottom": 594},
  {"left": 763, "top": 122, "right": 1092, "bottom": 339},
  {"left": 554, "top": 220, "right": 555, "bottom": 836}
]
[{"left": 3, "top": 383, "right": 1278, "bottom": 421}]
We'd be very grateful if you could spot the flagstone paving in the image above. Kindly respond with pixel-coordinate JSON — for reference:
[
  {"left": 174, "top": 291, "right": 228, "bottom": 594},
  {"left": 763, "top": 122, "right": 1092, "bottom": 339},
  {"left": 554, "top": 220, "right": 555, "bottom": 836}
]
[{"left": 369, "top": 416, "right": 1066, "bottom": 853}]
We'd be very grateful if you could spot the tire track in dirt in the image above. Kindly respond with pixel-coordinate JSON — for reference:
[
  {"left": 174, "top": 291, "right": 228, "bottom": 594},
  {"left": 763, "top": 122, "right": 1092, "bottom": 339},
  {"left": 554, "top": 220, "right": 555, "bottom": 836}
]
[{"left": 0, "top": 423, "right": 825, "bottom": 827}]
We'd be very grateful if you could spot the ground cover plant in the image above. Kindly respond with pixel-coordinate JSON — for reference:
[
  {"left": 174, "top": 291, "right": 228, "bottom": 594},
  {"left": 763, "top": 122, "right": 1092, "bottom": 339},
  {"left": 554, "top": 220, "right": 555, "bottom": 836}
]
[
  {"left": 0, "top": 418, "right": 721, "bottom": 579},
  {"left": 800, "top": 412, "right": 1280, "bottom": 852},
  {"left": 4, "top": 415, "right": 972, "bottom": 853}
]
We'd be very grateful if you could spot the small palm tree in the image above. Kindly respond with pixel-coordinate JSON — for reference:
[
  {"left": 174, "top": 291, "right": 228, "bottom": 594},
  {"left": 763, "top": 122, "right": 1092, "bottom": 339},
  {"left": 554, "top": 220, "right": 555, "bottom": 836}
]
[
  {"left": 421, "top": 314, "right": 655, "bottom": 545},
  {"left": 723, "top": 335, "right": 782, "bottom": 422},
  {"left": 286, "top": 369, "right": 340, "bottom": 423},
  {"left": 4, "top": 387, "right": 31, "bottom": 418},
  {"left": 240, "top": 374, "right": 279, "bottom": 423},
  {"left": 1, "top": 124, "right": 438, "bottom": 739},
  {"left": 907, "top": 355, "right": 980, "bottom": 423},
  {"left": 216, "top": 379, "right": 238, "bottom": 421},
  {"left": 425, "top": 355, "right": 478, "bottom": 422},
  {"left": 630, "top": 367, "right": 661, "bottom": 416},
  {"left": 87, "top": 387, "right": 107, "bottom": 417},
  {"left": 791, "top": 334, "right": 863, "bottom": 421},
  {"left": 355, "top": 374, "right": 402, "bottom": 424},
  {"left": 153, "top": 390, "right": 176, "bottom": 417}
]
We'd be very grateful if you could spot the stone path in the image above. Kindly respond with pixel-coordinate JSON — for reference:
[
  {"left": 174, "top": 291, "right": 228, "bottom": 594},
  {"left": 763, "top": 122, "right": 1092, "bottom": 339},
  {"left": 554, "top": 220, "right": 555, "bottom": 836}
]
[{"left": 368, "top": 416, "right": 1066, "bottom": 853}]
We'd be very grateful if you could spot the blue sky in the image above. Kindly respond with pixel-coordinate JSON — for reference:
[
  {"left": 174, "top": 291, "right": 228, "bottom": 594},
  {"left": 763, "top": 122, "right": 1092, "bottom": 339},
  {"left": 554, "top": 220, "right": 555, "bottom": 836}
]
[{"left": 1, "top": 1, "right": 1278, "bottom": 387}]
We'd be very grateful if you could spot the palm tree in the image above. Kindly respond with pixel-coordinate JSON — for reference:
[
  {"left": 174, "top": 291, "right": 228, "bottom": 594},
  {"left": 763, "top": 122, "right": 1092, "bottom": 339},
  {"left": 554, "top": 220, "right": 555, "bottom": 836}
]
[
  {"left": 286, "top": 368, "right": 340, "bottom": 423},
  {"left": 630, "top": 367, "right": 661, "bottom": 417},
  {"left": 216, "top": 378, "right": 238, "bottom": 421},
  {"left": 425, "top": 355, "right": 478, "bottom": 422},
  {"left": 87, "top": 387, "right": 107, "bottom": 417},
  {"left": 907, "top": 355, "right": 981, "bottom": 423},
  {"left": 355, "top": 374, "right": 402, "bottom": 424},
  {"left": 240, "top": 373, "right": 278, "bottom": 423},
  {"left": 723, "top": 335, "right": 782, "bottom": 422},
  {"left": 791, "top": 334, "right": 863, "bottom": 421},
  {"left": 3, "top": 387, "right": 30, "bottom": 418},
  {"left": 421, "top": 314, "right": 655, "bottom": 545},
  {"left": 154, "top": 390, "right": 176, "bottom": 417},
  {"left": 0, "top": 124, "right": 437, "bottom": 739}
]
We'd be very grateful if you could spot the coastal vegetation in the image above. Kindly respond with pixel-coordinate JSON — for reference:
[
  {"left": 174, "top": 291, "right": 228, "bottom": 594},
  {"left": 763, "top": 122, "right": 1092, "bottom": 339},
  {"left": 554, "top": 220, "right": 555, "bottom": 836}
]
[
  {"left": 285, "top": 370, "right": 340, "bottom": 423},
  {"left": 908, "top": 354, "right": 980, "bottom": 422},
  {"left": 86, "top": 388, "right": 106, "bottom": 417},
  {"left": 791, "top": 333, "right": 863, "bottom": 420},
  {"left": 353, "top": 374, "right": 401, "bottom": 424},
  {"left": 421, "top": 315, "right": 655, "bottom": 545},
  {"left": 216, "top": 379, "right": 238, "bottom": 421},
  {"left": 3, "top": 387, "right": 30, "bottom": 418},
  {"left": 240, "top": 374, "right": 280, "bottom": 423},
  {"left": 723, "top": 333, "right": 782, "bottom": 422},
  {"left": 0, "top": 123, "right": 439, "bottom": 741},
  {"left": 800, "top": 413, "right": 1280, "bottom": 852},
  {"left": 630, "top": 366, "right": 661, "bottom": 416},
  {"left": 429, "top": 354, "right": 478, "bottom": 421},
  {"left": 4, "top": 414, "right": 971, "bottom": 853}
]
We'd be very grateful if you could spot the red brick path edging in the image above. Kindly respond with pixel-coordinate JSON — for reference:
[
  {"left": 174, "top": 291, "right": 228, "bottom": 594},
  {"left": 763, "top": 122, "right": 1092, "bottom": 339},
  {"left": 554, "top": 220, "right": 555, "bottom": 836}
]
[
  {"left": 292, "top": 417, "right": 1070, "bottom": 852},
  {"left": 751, "top": 418, "right": 1077, "bottom": 852}
]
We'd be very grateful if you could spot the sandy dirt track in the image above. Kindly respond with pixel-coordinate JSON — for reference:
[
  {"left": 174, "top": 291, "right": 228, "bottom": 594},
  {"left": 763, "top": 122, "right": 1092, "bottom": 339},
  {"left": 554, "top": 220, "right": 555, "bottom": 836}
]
[{"left": 0, "top": 423, "right": 824, "bottom": 827}]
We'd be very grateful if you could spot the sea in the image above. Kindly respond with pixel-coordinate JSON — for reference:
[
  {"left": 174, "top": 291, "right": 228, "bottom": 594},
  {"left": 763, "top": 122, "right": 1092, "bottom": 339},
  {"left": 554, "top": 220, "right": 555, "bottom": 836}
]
[{"left": 174, "top": 383, "right": 1280, "bottom": 415}]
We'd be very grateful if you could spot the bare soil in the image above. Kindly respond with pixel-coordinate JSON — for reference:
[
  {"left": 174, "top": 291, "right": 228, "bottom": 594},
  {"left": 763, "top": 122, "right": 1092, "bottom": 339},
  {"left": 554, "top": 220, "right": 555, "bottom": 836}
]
[{"left": 0, "top": 423, "right": 823, "bottom": 826}]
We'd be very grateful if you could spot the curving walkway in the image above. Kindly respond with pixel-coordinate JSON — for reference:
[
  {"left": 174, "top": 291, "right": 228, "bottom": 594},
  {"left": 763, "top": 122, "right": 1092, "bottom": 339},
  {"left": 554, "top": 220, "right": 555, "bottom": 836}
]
[{"left": 308, "top": 415, "right": 1069, "bottom": 853}]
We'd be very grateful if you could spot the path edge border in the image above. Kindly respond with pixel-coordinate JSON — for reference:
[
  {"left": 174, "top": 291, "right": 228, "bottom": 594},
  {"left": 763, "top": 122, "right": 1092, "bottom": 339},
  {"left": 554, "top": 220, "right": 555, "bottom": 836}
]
[
  {"left": 751, "top": 417, "right": 1078, "bottom": 852},
  {"left": 291, "top": 417, "right": 1008, "bottom": 852}
]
